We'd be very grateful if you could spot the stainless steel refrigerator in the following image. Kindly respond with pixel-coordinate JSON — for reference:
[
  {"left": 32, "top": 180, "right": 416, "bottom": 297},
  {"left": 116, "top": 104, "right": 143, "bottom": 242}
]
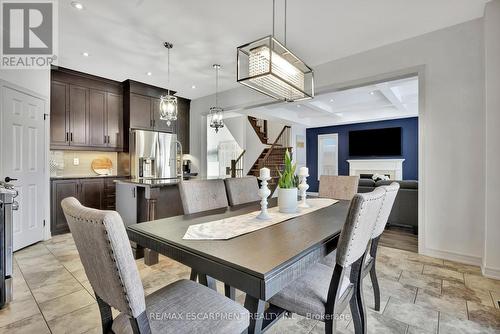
[{"left": 130, "top": 130, "right": 179, "bottom": 179}]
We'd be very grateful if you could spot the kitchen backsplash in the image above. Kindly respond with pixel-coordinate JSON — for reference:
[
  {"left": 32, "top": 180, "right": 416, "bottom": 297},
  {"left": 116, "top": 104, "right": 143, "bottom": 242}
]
[{"left": 50, "top": 151, "right": 119, "bottom": 177}]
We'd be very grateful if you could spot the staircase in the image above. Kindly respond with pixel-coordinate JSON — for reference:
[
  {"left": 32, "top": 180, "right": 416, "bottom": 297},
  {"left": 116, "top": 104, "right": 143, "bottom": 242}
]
[
  {"left": 248, "top": 116, "right": 268, "bottom": 144},
  {"left": 247, "top": 125, "right": 292, "bottom": 194}
]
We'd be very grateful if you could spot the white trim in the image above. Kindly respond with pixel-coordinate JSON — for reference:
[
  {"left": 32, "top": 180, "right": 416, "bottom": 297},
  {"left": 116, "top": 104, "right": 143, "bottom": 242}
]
[
  {"left": 421, "top": 247, "right": 482, "bottom": 266},
  {"left": 481, "top": 266, "right": 500, "bottom": 280},
  {"left": 347, "top": 159, "right": 405, "bottom": 180}
]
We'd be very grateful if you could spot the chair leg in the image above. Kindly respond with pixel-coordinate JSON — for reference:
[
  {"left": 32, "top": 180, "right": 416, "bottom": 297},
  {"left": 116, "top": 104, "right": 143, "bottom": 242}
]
[
  {"left": 325, "top": 318, "right": 336, "bottom": 334},
  {"left": 369, "top": 264, "right": 381, "bottom": 311},
  {"left": 95, "top": 294, "right": 113, "bottom": 334},
  {"left": 224, "top": 284, "right": 236, "bottom": 300},
  {"left": 189, "top": 269, "right": 198, "bottom": 282}
]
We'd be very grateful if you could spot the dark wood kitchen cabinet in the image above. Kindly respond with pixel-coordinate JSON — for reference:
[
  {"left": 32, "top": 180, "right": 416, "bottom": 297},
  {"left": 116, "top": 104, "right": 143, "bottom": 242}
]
[
  {"left": 129, "top": 93, "right": 152, "bottom": 129},
  {"left": 51, "top": 179, "right": 79, "bottom": 235},
  {"left": 50, "top": 81, "right": 69, "bottom": 146},
  {"left": 79, "top": 178, "right": 104, "bottom": 209},
  {"left": 176, "top": 98, "right": 190, "bottom": 154},
  {"left": 50, "top": 177, "right": 126, "bottom": 235},
  {"left": 51, "top": 68, "right": 124, "bottom": 151}
]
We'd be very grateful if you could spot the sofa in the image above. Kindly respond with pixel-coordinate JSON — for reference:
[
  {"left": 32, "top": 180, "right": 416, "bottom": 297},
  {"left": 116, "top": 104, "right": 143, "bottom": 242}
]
[{"left": 358, "top": 178, "right": 418, "bottom": 234}]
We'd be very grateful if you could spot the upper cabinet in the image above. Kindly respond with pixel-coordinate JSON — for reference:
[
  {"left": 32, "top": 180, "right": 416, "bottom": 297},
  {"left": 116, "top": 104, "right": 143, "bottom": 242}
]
[
  {"left": 124, "top": 80, "right": 190, "bottom": 153},
  {"left": 50, "top": 70, "right": 189, "bottom": 154},
  {"left": 50, "top": 68, "right": 124, "bottom": 151}
]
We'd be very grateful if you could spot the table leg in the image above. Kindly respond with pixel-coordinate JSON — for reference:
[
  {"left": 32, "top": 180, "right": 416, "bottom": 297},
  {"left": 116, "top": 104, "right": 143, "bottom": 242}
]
[
  {"left": 143, "top": 198, "right": 159, "bottom": 265},
  {"left": 198, "top": 274, "right": 217, "bottom": 291},
  {"left": 224, "top": 284, "right": 235, "bottom": 300},
  {"left": 244, "top": 295, "right": 265, "bottom": 334},
  {"left": 144, "top": 249, "right": 159, "bottom": 266}
]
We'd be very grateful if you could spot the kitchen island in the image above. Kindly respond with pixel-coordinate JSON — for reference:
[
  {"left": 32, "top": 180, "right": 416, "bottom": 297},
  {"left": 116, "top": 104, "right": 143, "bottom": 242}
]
[{"left": 115, "top": 178, "right": 184, "bottom": 263}]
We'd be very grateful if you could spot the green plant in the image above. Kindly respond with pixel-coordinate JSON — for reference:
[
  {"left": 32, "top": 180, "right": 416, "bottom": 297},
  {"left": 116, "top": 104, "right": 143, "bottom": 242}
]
[{"left": 277, "top": 149, "right": 299, "bottom": 189}]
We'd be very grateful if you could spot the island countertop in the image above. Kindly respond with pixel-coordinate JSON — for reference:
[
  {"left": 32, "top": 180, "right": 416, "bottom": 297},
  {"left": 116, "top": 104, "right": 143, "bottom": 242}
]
[{"left": 115, "top": 177, "right": 181, "bottom": 188}]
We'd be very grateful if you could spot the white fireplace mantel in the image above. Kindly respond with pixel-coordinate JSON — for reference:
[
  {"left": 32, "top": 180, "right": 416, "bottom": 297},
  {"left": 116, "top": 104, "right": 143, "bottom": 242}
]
[{"left": 347, "top": 159, "right": 405, "bottom": 180}]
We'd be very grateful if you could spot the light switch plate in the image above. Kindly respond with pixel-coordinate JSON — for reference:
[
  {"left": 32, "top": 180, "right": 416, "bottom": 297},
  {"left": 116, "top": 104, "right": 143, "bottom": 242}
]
[{"left": 73, "top": 158, "right": 79, "bottom": 166}]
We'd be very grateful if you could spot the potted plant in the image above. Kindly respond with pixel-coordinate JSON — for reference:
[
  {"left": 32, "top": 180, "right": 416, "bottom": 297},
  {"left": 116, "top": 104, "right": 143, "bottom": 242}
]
[{"left": 277, "top": 149, "right": 299, "bottom": 213}]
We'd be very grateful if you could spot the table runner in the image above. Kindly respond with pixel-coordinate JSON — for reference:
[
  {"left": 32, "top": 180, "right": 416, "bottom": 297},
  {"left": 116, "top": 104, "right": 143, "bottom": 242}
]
[{"left": 183, "top": 198, "right": 338, "bottom": 240}]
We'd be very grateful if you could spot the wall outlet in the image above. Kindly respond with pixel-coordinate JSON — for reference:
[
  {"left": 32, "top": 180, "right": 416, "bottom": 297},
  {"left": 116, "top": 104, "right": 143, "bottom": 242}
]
[{"left": 73, "top": 158, "right": 79, "bottom": 166}]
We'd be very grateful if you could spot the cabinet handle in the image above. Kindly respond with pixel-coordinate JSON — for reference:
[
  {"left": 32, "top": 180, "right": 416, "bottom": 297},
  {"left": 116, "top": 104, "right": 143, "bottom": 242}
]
[
  {"left": 70, "top": 133, "right": 73, "bottom": 142},
  {"left": 108, "top": 135, "right": 110, "bottom": 144},
  {"left": 66, "top": 132, "right": 69, "bottom": 142},
  {"left": 104, "top": 135, "right": 107, "bottom": 144}
]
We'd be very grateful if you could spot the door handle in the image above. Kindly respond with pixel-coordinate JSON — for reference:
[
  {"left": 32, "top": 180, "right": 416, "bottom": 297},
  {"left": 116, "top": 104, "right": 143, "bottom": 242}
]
[{"left": 4, "top": 177, "right": 18, "bottom": 183}]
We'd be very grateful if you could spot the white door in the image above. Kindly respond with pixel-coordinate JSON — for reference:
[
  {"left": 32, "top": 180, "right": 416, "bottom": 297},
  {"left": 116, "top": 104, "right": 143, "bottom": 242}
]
[
  {"left": 1, "top": 86, "right": 46, "bottom": 251},
  {"left": 317, "top": 134, "right": 339, "bottom": 180}
]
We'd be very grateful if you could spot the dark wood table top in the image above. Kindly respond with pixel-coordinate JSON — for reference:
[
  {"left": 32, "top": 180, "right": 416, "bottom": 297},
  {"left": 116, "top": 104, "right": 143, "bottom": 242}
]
[{"left": 127, "top": 198, "right": 350, "bottom": 280}]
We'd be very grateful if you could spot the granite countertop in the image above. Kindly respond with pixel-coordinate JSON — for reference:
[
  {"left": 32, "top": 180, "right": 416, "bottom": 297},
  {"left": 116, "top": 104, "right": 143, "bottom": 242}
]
[
  {"left": 115, "top": 177, "right": 181, "bottom": 188},
  {"left": 50, "top": 175, "right": 130, "bottom": 180}
]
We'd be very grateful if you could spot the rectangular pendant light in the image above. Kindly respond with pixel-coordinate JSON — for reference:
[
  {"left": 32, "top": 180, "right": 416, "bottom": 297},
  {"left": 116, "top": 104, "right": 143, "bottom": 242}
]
[{"left": 237, "top": 35, "right": 314, "bottom": 102}]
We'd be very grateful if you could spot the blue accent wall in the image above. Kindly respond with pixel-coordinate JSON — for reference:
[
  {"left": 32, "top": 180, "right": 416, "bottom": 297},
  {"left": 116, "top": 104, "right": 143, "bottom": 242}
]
[{"left": 306, "top": 117, "right": 418, "bottom": 192}]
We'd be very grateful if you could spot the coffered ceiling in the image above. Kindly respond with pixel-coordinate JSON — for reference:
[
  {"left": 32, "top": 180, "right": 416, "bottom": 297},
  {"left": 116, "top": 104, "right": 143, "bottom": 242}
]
[
  {"left": 246, "top": 76, "right": 419, "bottom": 127},
  {"left": 58, "top": 0, "right": 488, "bottom": 99}
]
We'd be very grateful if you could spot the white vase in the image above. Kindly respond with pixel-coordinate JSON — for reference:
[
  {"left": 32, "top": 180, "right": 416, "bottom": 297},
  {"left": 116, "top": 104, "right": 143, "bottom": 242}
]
[{"left": 278, "top": 187, "right": 298, "bottom": 213}]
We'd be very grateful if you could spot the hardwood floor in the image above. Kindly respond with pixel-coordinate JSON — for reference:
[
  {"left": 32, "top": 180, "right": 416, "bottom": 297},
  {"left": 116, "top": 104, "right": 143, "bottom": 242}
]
[{"left": 380, "top": 226, "right": 418, "bottom": 253}]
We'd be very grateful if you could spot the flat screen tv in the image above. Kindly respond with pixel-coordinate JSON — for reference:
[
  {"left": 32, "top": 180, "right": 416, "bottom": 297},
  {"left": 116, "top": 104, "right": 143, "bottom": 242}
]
[{"left": 349, "top": 127, "right": 402, "bottom": 156}]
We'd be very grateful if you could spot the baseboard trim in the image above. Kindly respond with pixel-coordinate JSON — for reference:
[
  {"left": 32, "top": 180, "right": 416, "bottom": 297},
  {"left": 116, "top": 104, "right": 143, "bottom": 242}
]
[
  {"left": 481, "top": 266, "right": 500, "bottom": 280},
  {"left": 421, "top": 247, "right": 482, "bottom": 266}
]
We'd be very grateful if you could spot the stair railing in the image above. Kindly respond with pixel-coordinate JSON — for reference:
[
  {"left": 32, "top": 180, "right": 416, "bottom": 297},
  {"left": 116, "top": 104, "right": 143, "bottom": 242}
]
[
  {"left": 230, "top": 149, "right": 246, "bottom": 178},
  {"left": 259, "top": 126, "right": 291, "bottom": 171}
]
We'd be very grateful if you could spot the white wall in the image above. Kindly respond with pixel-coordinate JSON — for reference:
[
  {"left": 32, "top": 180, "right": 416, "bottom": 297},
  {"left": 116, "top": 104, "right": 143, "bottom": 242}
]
[
  {"left": 483, "top": 0, "right": 500, "bottom": 278},
  {"left": 191, "top": 18, "right": 487, "bottom": 265}
]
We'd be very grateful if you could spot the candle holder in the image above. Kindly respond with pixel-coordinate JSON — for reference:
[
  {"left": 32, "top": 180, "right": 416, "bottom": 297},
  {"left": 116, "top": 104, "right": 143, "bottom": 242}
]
[
  {"left": 298, "top": 174, "right": 310, "bottom": 208},
  {"left": 256, "top": 176, "right": 272, "bottom": 220}
]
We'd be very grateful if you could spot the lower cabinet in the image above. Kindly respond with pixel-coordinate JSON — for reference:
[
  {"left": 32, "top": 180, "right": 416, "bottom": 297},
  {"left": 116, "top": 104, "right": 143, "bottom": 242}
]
[{"left": 51, "top": 177, "right": 123, "bottom": 235}]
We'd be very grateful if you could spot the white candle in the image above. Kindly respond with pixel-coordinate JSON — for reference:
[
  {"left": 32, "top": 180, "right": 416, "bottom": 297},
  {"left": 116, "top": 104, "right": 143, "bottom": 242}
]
[
  {"left": 260, "top": 167, "right": 270, "bottom": 179},
  {"left": 299, "top": 167, "right": 309, "bottom": 176}
]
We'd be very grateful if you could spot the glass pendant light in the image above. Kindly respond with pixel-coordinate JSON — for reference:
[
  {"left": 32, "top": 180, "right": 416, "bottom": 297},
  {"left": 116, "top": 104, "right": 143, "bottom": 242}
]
[
  {"left": 237, "top": 0, "right": 314, "bottom": 102},
  {"left": 209, "top": 64, "right": 224, "bottom": 133},
  {"left": 159, "top": 42, "right": 177, "bottom": 126}
]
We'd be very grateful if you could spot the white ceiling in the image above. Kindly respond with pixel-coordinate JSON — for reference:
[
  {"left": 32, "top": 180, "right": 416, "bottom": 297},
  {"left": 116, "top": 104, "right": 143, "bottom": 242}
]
[
  {"left": 58, "top": 0, "right": 488, "bottom": 99},
  {"left": 246, "top": 76, "right": 419, "bottom": 127}
]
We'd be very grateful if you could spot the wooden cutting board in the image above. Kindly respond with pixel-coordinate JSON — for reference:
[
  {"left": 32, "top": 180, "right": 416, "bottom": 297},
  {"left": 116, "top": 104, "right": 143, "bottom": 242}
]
[{"left": 91, "top": 157, "right": 113, "bottom": 175}]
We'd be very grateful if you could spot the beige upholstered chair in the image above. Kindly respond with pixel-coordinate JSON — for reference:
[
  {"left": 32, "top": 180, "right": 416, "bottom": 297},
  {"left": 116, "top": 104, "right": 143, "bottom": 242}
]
[
  {"left": 178, "top": 179, "right": 229, "bottom": 214},
  {"left": 321, "top": 182, "right": 400, "bottom": 313},
  {"left": 269, "top": 188, "right": 386, "bottom": 334},
  {"left": 318, "top": 175, "right": 360, "bottom": 201},
  {"left": 61, "top": 197, "right": 249, "bottom": 334},
  {"left": 224, "top": 176, "right": 260, "bottom": 206}
]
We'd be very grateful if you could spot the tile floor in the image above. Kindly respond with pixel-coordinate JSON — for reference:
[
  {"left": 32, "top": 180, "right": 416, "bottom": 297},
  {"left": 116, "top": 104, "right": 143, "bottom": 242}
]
[{"left": 1, "top": 233, "right": 499, "bottom": 334}]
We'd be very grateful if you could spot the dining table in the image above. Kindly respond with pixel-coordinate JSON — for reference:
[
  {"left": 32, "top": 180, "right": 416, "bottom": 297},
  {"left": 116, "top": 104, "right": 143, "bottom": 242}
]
[{"left": 127, "top": 197, "right": 350, "bottom": 334}]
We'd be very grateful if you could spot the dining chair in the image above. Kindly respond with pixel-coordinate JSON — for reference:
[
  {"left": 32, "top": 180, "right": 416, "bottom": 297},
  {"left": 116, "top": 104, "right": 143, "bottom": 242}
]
[
  {"left": 321, "top": 182, "right": 400, "bottom": 312},
  {"left": 269, "top": 187, "right": 386, "bottom": 334},
  {"left": 319, "top": 175, "right": 360, "bottom": 201},
  {"left": 61, "top": 197, "right": 249, "bottom": 334},
  {"left": 178, "top": 179, "right": 229, "bottom": 214},
  {"left": 224, "top": 176, "right": 260, "bottom": 206}
]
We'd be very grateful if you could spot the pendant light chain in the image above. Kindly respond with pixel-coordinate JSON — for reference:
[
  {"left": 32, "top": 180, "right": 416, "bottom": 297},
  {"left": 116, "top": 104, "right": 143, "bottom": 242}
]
[
  {"left": 271, "top": 0, "right": 287, "bottom": 45},
  {"left": 167, "top": 46, "right": 170, "bottom": 95},
  {"left": 215, "top": 64, "right": 218, "bottom": 107}
]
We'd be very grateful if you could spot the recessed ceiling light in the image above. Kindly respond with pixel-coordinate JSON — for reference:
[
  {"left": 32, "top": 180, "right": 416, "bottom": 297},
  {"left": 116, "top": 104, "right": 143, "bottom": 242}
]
[
  {"left": 335, "top": 113, "right": 343, "bottom": 117},
  {"left": 370, "top": 91, "right": 375, "bottom": 95},
  {"left": 191, "top": 85, "right": 196, "bottom": 89},
  {"left": 146, "top": 72, "right": 152, "bottom": 76},
  {"left": 82, "top": 52, "right": 89, "bottom": 57},
  {"left": 296, "top": 104, "right": 301, "bottom": 108},
  {"left": 71, "top": 1, "right": 84, "bottom": 10},
  {"left": 329, "top": 99, "right": 334, "bottom": 102}
]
